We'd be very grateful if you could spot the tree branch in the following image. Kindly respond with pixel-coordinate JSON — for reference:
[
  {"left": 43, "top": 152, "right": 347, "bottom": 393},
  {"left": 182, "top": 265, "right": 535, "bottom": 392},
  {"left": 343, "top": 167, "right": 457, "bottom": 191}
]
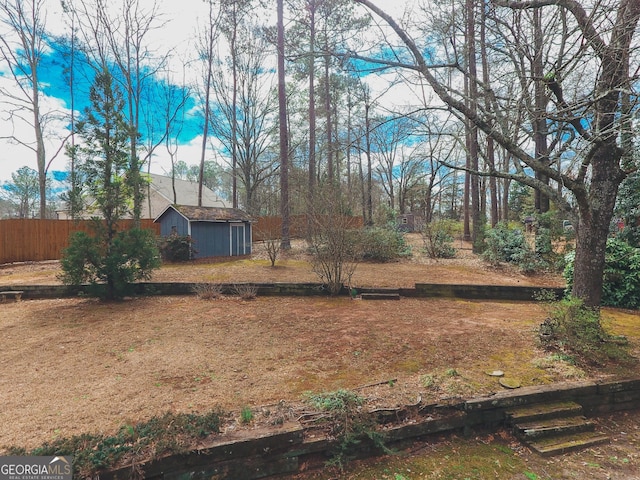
[{"left": 491, "top": 0, "right": 607, "bottom": 59}]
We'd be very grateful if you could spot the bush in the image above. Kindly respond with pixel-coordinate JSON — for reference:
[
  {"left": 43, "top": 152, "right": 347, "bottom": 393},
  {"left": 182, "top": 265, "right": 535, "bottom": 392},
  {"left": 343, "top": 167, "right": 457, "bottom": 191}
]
[
  {"left": 538, "top": 297, "right": 632, "bottom": 365},
  {"left": 564, "top": 238, "right": 640, "bottom": 309},
  {"left": 308, "top": 211, "right": 361, "bottom": 295},
  {"left": 482, "top": 222, "right": 528, "bottom": 264},
  {"left": 193, "top": 283, "right": 223, "bottom": 300},
  {"left": 60, "top": 228, "right": 161, "bottom": 300},
  {"left": 158, "top": 233, "right": 196, "bottom": 262},
  {"left": 233, "top": 283, "right": 258, "bottom": 300},
  {"left": 422, "top": 221, "right": 456, "bottom": 259},
  {"left": 7, "top": 410, "right": 223, "bottom": 478},
  {"left": 305, "top": 389, "right": 389, "bottom": 468},
  {"left": 482, "top": 222, "right": 550, "bottom": 273},
  {"left": 358, "top": 225, "right": 410, "bottom": 262}
]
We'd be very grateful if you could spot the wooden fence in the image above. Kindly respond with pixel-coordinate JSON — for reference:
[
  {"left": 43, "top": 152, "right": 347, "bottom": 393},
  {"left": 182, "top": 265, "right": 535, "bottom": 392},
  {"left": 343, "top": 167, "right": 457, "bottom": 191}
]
[
  {"left": 252, "top": 215, "right": 363, "bottom": 241},
  {"left": 0, "top": 215, "right": 363, "bottom": 264},
  {"left": 0, "top": 219, "right": 160, "bottom": 264}
]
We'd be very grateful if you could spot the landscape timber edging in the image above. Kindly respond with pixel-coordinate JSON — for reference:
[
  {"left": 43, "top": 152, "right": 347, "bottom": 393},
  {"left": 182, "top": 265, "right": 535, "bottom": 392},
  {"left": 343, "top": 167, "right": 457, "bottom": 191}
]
[
  {"left": 98, "top": 377, "right": 640, "bottom": 480},
  {"left": 0, "top": 282, "right": 565, "bottom": 301},
  {"left": 413, "top": 283, "right": 565, "bottom": 301}
]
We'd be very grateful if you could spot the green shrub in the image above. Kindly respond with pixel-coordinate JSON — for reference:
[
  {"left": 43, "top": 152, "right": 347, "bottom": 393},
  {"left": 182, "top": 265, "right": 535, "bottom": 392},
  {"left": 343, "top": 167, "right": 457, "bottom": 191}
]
[
  {"left": 511, "top": 244, "right": 546, "bottom": 274},
  {"left": 538, "top": 297, "right": 632, "bottom": 365},
  {"left": 60, "top": 228, "right": 161, "bottom": 300},
  {"left": 305, "top": 389, "right": 389, "bottom": 468},
  {"left": 240, "top": 406, "right": 254, "bottom": 424},
  {"left": 564, "top": 238, "right": 640, "bottom": 309},
  {"left": 535, "top": 227, "right": 553, "bottom": 255},
  {"left": 422, "top": 221, "right": 456, "bottom": 259},
  {"left": 482, "top": 222, "right": 528, "bottom": 264},
  {"left": 7, "top": 410, "right": 223, "bottom": 478},
  {"left": 358, "top": 225, "right": 410, "bottom": 262},
  {"left": 482, "top": 222, "right": 552, "bottom": 273},
  {"left": 158, "top": 233, "right": 196, "bottom": 262}
]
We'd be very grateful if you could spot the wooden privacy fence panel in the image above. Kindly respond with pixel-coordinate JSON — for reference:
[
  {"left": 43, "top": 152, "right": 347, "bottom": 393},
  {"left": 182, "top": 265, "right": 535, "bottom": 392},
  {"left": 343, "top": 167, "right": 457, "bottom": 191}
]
[
  {"left": 0, "top": 215, "right": 363, "bottom": 263},
  {"left": 0, "top": 219, "right": 160, "bottom": 264},
  {"left": 253, "top": 215, "right": 364, "bottom": 241}
]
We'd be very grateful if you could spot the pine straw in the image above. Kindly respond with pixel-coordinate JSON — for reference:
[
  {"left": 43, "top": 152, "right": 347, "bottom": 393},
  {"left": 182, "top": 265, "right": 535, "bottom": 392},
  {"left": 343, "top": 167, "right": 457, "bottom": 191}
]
[
  {"left": 3, "top": 293, "right": 621, "bottom": 452},
  {"left": 0, "top": 234, "right": 574, "bottom": 453}
]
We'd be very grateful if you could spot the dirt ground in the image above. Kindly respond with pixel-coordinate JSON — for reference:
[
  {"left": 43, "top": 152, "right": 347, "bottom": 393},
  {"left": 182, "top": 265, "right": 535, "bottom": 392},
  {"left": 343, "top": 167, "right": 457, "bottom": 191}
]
[{"left": 1, "top": 234, "right": 639, "bottom": 478}]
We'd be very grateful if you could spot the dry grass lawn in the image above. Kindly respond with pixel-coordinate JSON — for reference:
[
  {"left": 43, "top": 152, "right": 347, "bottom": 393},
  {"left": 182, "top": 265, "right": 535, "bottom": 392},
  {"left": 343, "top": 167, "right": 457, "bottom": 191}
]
[{"left": 0, "top": 234, "right": 638, "bottom": 479}]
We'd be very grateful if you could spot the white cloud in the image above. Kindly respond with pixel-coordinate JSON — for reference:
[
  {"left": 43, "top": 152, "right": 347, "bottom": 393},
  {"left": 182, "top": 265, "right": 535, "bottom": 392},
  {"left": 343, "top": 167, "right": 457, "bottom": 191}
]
[{"left": 0, "top": 0, "right": 427, "bottom": 186}]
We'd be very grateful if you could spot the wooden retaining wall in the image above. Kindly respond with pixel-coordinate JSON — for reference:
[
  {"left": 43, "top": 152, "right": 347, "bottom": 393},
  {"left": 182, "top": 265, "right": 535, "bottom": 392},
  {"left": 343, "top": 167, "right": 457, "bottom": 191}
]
[
  {"left": 100, "top": 377, "right": 640, "bottom": 480},
  {"left": 0, "top": 282, "right": 565, "bottom": 301}
]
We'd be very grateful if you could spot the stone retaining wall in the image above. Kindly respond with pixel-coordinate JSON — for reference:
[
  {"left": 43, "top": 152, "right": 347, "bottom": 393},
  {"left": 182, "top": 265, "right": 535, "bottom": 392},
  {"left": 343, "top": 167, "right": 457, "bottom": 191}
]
[{"left": 101, "top": 377, "right": 640, "bottom": 480}]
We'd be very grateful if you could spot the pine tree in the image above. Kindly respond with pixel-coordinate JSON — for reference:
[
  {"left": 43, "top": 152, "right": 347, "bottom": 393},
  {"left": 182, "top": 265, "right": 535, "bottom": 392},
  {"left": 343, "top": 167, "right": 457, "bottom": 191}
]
[{"left": 60, "top": 69, "right": 160, "bottom": 300}]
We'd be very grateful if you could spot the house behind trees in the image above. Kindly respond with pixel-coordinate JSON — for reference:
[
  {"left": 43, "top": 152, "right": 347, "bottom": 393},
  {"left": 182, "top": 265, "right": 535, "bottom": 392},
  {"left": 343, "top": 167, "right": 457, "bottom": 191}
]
[{"left": 56, "top": 173, "right": 227, "bottom": 220}]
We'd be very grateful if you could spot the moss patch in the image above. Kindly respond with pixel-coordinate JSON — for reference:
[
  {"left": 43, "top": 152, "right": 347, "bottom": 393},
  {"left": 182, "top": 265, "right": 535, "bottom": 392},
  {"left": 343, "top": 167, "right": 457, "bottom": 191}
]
[{"left": 303, "top": 433, "right": 550, "bottom": 479}]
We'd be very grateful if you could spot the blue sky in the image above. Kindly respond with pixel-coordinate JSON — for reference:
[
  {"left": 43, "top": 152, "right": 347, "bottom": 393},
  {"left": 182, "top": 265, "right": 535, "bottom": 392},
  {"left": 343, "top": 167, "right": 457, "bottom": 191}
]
[{"left": 0, "top": 0, "right": 421, "bottom": 188}]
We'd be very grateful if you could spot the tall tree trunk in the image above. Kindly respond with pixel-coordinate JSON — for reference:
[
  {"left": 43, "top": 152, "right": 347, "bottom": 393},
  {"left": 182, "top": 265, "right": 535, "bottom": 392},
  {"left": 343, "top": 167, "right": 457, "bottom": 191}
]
[
  {"left": 466, "top": 0, "right": 481, "bottom": 250},
  {"left": 198, "top": 1, "right": 217, "bottom": 207},
  {"left": 573, "top": 149, "right": 623, "bottom": 306},
  {"left": 308, "top": 2, "right": 317, "bottom": 209},
  {"left": 67, "top": 9, "right": 81, "bottom": 221},
  {"left": 480, "top": 5, "right": 498, "bottom": 226},
  {"left": 358, "top": 144, "right": 366, "bottom": 222},
  {"left": 33, "top": 80, "right": 47, "bottom": 219},
  {"left": 277, "top": 0, "right": 290, "bottom": 249},
  {"left": 365, "top": 100, "right": 373, "bottom": 225},
  {"left": 324, "top": 49, "right": 334, "bottom": 184},
  {"left": 533, "top": 8, "right": 550, "bottom": 214},
  {"left": 199, "top": 67, "right": 212, "bottom": 207},
  {"left": 231, "top": 2, "right": 239, "bottom": 209},
  {"left": 346, "top": 91, "right": 353, "bottom": 208},
  {"left": 463, "top": 126, "right": 471, "bottom": 240}
]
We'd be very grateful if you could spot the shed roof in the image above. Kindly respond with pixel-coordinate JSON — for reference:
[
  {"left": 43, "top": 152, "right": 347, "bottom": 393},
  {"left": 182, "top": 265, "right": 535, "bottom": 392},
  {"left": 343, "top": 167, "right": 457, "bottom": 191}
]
[{"left": 155, "top": 204, "right": 253, "bottom": 223}]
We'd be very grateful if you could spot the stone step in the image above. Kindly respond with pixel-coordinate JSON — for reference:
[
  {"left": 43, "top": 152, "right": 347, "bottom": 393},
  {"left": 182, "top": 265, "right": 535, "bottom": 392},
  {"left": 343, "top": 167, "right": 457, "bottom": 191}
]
[
  {"left": 505, "top": 401, "right": 583, "bottom": 425},
  {"left": 514, "top": 415, "right": 595, "bottom": 440},
  {"left": 526, "top": 430, "right": 610, "bottom": 457}
]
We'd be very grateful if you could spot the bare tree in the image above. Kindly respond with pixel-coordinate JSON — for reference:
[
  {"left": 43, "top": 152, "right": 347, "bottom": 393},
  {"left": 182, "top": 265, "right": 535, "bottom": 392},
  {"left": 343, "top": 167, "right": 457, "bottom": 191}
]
[
  {"left": 287, "top": 0, "right": 322, "bottom": 213},
  {"left": 277, "top": 0, "right": 291, "bottom": 249},
  {"left": 371, "top": 116, "right": 415, "bottom": 212},
  {"left": 464, "top": 0, "right": 481, "bottom": 249},
  {"left": 155, "top": 69, "right": 190, "bottom": 205},
  {"left": 352, "top": 0, "right": 640, "bottom": 307},
  {"left": 479, "top": 1, "right": 498, "bottom": 226},
  {"left": 307, "top": 190, "right": 360, "bottom": 294},
  {"left": 70, "top": 0, "right": 168, "bottom": 223},
  {"left": 209, "top": 28, "right": 279, "bottom": 215},
  {"left": 0, "top": 0, "right": 69, "bottom": 218},
  {"left": 220, "top": 0, "right": 256, "bottom": 209},
  {"left": 194, "top": 0, "right": 221, "bottom": 207}
]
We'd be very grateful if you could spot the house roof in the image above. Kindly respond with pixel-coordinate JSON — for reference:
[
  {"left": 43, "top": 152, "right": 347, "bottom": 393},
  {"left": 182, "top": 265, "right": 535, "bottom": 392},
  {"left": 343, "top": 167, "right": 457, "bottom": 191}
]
[
  {"left": 55, "top": 173, "right": 228, "bottom": 219},
  {"left": 148, "top": 173, "right": 227, "bottom": 208},
  {"left": 156, "top": 204, "right": 253, "bottom": 223}
]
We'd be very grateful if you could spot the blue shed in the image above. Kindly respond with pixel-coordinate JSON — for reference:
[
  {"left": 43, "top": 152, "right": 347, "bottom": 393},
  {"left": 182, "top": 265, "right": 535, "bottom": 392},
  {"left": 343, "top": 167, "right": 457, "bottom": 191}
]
[{"left": 155, "top": 205, "right": 253, "bottom": 259}]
